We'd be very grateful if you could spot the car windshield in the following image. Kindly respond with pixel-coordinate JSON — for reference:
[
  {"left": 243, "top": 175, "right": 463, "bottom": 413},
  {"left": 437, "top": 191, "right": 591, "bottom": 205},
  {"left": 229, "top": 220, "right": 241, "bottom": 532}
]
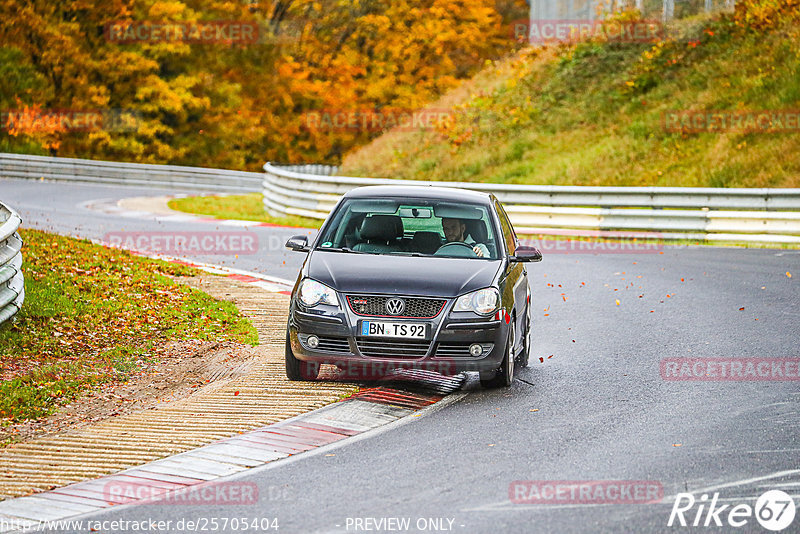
[{"left": 316, "top": 198, "right": 499, "bottom": 260}]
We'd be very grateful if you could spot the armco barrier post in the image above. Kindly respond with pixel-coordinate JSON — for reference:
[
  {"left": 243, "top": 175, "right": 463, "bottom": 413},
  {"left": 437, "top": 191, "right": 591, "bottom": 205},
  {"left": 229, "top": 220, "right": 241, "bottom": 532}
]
[{"left": 0, "top": 201, "right": 24, "bottom": 326}]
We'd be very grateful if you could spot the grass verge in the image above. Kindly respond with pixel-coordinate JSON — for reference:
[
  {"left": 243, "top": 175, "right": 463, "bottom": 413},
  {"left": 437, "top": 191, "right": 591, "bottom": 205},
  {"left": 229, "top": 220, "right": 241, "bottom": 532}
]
[
  {"left": 0, "top": 229, "right": 258, "bottom": 425},
  {"left": 341, "top": 10, "right": 800, "bottom": 188},
  {"left": 168, "top": 193, "right": 323, "bottom": 229}
]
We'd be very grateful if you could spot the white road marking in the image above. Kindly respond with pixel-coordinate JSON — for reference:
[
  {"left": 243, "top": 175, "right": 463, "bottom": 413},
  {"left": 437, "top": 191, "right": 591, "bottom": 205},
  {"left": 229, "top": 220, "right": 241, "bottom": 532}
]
[
  {"left": 461, "top": 470, "right": 800, "bottom": 514},
  {"left": 665, "top": 469, "right": 800, "bottom": 501},
  {"left": 746, "top": 448, "right": 800, "bottom": 454},
  {"left": 218, "top": 219, "right": 261, "bottom": 227},
  {"left": 229, "top": 392, "right": 468, "bottom": 477}
]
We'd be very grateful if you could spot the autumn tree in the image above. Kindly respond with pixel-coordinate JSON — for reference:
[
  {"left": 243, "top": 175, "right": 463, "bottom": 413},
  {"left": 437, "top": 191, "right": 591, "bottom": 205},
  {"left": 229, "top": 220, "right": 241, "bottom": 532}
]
[{"left": 0, "top": 0, "right": 525, "bottom": 166}]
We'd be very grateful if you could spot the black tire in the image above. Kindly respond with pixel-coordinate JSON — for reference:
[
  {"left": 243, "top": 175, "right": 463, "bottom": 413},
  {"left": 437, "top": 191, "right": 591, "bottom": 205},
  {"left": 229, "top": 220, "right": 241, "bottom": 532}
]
[
  {"left": 480, "top": 322, "right": 515, "bottom": 389},
  {"left": 518, "top": 303, "right": 531, "bottom": 368},
  {"left": 285, "top": 332, "right": 320, "bottom": 381}
]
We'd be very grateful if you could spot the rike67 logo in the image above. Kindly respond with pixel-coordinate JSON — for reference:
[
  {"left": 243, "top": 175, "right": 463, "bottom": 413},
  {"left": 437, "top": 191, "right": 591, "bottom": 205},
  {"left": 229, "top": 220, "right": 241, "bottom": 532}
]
[{"left": 669, "top": 490, "right": 796, "bottom": 531}]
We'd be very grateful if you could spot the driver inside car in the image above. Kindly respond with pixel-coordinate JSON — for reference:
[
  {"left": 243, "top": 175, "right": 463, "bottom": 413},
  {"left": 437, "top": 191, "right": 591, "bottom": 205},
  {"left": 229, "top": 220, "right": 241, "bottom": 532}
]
[{"left": 441, "top": 217, "right": 490, "bottom": 258}]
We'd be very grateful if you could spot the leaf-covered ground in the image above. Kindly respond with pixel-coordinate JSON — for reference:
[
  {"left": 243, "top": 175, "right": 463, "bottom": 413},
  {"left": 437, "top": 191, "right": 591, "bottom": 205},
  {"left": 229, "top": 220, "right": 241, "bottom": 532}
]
[{"left": 0, "top": 229, "right": 257, "bottom": 425}]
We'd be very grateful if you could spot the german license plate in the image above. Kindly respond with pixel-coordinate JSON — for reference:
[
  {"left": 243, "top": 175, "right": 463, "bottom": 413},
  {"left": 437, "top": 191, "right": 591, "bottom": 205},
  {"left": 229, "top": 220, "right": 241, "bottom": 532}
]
[{"left": 360, "top": 321, "right": 427, "bottom": 339}]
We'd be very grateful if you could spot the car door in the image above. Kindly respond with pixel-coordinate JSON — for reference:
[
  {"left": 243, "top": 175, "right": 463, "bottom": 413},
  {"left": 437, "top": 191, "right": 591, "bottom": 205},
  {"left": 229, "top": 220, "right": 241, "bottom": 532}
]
[{"left": 494, "top": 200, "right": 527, "bottom": 353}]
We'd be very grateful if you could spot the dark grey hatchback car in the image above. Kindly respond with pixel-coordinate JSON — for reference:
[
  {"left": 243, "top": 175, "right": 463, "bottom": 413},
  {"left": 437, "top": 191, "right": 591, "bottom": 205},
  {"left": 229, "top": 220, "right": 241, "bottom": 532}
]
[{"left": 284, "top": 186, "right": 542, "bottom": 388}]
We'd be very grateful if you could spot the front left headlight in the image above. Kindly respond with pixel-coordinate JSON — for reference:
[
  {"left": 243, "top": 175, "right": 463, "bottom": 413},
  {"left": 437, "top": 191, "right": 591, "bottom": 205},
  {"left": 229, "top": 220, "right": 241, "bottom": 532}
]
[
  {"left": 298, "top": 278, "right": 339, "bottom": 307},
  {"left": 452, "top": 287, "right": 500, "bottom": 316}
]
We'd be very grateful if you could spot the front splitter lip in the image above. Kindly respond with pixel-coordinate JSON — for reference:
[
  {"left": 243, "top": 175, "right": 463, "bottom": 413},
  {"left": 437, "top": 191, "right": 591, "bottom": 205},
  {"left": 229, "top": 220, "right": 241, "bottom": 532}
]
[{"left": 291, "top": 348, "right": 505, "bottom": 374}]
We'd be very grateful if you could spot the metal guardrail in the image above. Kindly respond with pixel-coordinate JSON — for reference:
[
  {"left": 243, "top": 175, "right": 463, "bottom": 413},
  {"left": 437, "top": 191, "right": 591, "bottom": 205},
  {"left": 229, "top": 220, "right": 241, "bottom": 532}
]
[
  {"left": 2, "top": 153, "right": 798, "bottom": 244},
  {"left": 0, "top": 202, "right": 24, "bottom": 326},
  {"left": 0, "top": 153, "right": 263, "bottom": 193},
  {"left": 263, "top": 163, "right": 800, "bottom": 244}
]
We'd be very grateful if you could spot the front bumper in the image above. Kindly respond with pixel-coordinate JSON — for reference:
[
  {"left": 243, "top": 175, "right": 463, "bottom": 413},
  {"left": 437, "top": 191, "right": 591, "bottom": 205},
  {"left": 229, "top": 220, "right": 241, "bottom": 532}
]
[{"left": 288, "top": 297, "right": 509, "bottom": 375}]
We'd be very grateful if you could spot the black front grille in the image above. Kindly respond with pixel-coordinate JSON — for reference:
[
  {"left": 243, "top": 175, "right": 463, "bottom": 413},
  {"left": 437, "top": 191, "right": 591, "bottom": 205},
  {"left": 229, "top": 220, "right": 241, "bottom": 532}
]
[
  {"left": 347, "top": 295, "right": 446, "bottom": 318},
  {"left": 435, "top": 342, "right": 494, "bottom": 358},
  {"left": 301, "top": 335, "right": 351, "bottom": 354},
  {"left": 356, "top": 338, "right": 432, "bottom": 358}
]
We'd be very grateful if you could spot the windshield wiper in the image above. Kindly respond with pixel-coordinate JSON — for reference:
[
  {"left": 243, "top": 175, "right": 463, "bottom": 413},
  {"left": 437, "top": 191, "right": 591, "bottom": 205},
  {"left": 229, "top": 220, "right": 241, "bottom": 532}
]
[
  {"left": 392, "top": 252, "right": 425, "bottom": 257},
  {"left": 317, "top": 246, "right": 362, "bottom": 253}
]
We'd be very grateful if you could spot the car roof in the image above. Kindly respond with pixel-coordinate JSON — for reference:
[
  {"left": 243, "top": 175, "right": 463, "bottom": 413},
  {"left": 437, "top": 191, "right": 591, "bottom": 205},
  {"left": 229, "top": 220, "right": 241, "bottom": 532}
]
[{"left": 343, "top": 185, "right": 493, "bottom": 204}]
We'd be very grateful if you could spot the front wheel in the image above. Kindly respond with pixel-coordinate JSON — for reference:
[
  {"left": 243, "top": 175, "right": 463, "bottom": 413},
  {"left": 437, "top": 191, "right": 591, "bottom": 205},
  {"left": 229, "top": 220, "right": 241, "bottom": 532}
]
[
  {"left": 285, "top": 332, "right": 320, "bottom": 381},
  {"left": 518, "top": 303, "right": 531, "bottom": 368},
  {"left": 480, "top": 323, "right": 515, "bottom": 389}
]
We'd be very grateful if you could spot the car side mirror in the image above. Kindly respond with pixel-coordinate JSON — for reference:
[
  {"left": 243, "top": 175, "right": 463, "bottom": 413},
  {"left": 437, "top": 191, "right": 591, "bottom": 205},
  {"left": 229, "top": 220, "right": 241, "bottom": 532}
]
[
  {"left": 285, "top": 235, "right": 309, "bottom": 252},
  {"left": 510, "top": 245, "right": 542, "bottom": 263}
]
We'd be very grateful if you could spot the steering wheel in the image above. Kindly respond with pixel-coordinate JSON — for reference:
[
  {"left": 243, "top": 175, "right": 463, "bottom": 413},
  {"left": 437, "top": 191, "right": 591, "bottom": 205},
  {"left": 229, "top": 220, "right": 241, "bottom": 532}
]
[{"left": 435, "top": 242, "right": 477, "bottom": 257}]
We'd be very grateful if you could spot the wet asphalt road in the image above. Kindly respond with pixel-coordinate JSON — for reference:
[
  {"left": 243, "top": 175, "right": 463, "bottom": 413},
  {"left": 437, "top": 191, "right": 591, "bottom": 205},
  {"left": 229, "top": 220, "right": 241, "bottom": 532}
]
[{"left": 2, "top": 178, "right": 799, "bottom": 534}]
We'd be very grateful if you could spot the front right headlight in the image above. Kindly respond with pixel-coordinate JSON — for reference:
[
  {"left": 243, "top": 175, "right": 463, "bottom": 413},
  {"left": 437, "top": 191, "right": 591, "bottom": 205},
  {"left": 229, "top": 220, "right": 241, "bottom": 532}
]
[
  {"left": 298, "top": 278, "right": 339, "bottom": 307},
  {"left": 452, "top": 288, "right": 500, "bottom": 316}
]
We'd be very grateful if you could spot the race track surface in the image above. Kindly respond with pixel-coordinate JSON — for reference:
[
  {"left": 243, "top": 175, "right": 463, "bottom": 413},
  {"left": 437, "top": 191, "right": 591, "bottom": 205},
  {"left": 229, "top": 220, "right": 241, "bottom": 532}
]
[{"left": 3, "top": 178, "right": 799, "bottom": 534}]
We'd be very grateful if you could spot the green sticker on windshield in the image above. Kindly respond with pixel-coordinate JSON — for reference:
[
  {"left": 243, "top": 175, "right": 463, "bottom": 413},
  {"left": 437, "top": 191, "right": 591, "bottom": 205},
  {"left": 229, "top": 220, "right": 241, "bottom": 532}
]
[{"left": 321, "top": 242, "right": 333, "bottom": 248}]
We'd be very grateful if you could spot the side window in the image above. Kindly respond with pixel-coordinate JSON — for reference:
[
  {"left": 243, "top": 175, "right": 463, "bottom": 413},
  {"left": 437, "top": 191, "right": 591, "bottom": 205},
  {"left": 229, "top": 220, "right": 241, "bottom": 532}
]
[{"left": 495, "top": 201, "right": 516, "bottom": 255}]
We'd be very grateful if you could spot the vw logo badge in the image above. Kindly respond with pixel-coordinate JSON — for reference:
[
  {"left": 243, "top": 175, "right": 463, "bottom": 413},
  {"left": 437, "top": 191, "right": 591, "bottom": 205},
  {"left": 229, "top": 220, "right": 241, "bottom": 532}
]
[{"left": 385, "top": 298, "right": 406, "bottom": 316}]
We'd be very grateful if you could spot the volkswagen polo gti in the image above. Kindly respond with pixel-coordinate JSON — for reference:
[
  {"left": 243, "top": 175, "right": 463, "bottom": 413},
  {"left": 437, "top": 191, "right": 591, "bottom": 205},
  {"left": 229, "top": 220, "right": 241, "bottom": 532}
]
[{"left": 284, "top": 186, "right": 542, "bottom": 388}]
